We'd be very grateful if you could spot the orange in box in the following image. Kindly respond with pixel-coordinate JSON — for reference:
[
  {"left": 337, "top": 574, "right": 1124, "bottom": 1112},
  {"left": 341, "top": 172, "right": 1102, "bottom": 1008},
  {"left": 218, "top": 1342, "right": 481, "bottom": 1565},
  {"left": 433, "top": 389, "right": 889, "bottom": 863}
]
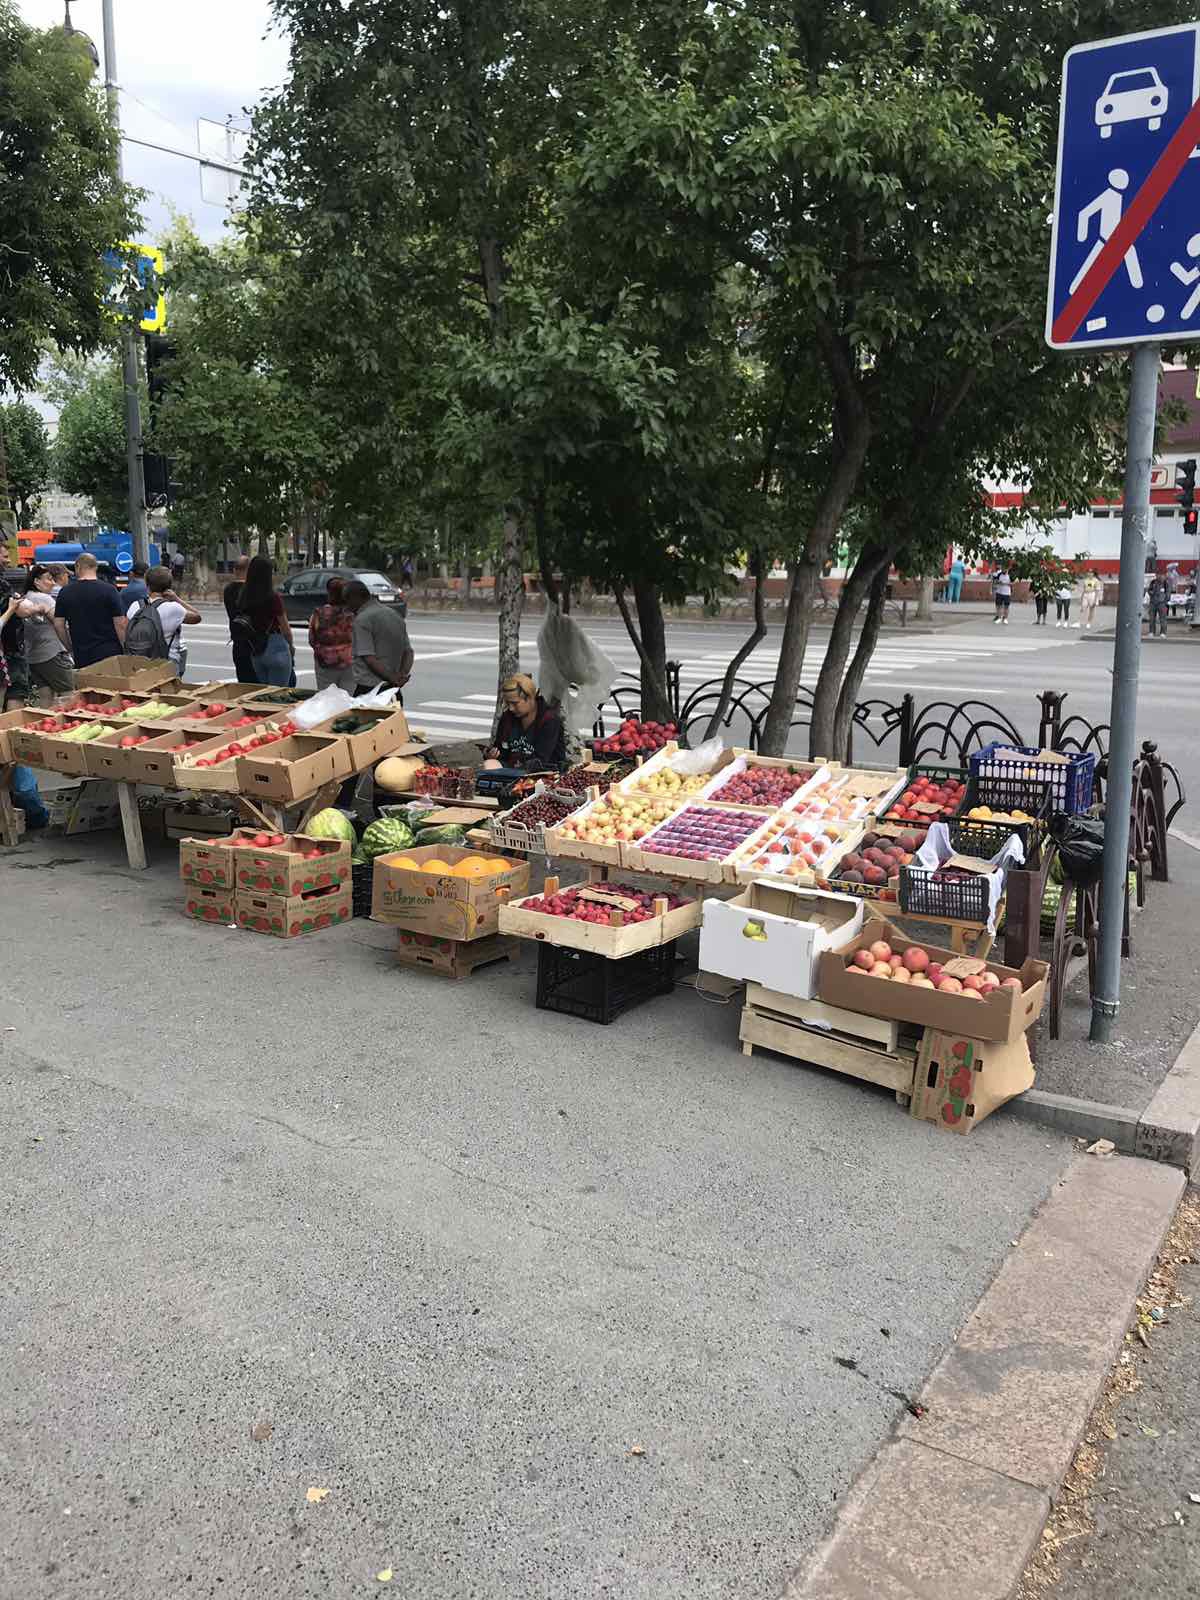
[{"left": 227, "top": 829, "right": 351, "bottom": 896}]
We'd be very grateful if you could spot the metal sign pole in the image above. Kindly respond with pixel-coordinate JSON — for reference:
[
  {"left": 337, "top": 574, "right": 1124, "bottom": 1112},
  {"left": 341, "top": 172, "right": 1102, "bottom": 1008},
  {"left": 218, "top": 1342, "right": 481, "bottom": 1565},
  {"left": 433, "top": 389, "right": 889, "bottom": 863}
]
[{"left": 1090, "top": 340, "right": 1159, "bottom": 1042}]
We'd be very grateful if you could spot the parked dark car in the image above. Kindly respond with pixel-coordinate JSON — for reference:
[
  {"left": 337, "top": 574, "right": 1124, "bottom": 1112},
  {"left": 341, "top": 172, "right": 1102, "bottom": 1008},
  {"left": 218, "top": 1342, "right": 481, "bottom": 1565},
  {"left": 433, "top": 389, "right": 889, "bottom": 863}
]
[{"left": 279, "top": 567, "right": 407, "bottom": 620}]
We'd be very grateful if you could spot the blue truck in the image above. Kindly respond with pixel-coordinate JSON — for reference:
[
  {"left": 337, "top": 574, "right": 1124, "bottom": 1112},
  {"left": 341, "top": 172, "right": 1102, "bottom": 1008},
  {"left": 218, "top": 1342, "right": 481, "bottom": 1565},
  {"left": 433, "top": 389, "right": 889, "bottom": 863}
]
[{"left": 32, "top": 531, "right": 162, "bottom": 579}]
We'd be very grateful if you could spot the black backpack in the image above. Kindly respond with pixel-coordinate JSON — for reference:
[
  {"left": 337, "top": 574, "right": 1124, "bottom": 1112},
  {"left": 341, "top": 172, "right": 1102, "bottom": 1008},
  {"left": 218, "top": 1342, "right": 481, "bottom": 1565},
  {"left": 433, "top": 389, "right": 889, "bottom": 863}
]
[{"left": 125, "top": 598, "right": 170, "bottom": 660}]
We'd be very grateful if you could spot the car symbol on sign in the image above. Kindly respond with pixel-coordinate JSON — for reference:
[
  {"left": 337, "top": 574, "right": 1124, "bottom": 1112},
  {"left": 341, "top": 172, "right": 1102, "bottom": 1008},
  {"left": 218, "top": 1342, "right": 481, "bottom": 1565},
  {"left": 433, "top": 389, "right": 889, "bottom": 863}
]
[{"left": 1095, "top": 68, "right": 1168, "bottom": 136}]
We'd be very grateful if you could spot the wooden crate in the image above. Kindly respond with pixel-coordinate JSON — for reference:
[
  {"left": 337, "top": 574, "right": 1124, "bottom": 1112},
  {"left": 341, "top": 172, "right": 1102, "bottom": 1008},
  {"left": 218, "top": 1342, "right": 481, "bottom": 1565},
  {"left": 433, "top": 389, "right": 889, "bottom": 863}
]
[
  {"left": 739, "top": 989, "right": 918, "bottom": 1100},
  {"left": 395, "top": 930, "right": 518, "bottom": 979},
  {"left": 499, "top": 874, "right": 701, "bottom": 957}
]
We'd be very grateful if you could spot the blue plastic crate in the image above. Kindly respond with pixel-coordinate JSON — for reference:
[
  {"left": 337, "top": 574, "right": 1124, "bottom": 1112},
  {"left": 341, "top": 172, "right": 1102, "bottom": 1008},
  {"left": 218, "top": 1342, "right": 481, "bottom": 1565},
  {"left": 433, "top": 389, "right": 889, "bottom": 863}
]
[{"left": 968, "top": 743, "right": 1095, "bottom": 816}]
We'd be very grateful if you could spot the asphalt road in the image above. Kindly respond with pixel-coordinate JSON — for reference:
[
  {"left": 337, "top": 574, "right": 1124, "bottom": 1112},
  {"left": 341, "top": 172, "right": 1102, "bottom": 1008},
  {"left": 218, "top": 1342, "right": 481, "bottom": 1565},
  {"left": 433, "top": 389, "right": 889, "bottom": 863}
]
[
  {"left": 181, "top": 601, "right": 1199, "bottom": 803},
  {"left": 0, "top": 827, "right": 1076, "bottom": 1600}
]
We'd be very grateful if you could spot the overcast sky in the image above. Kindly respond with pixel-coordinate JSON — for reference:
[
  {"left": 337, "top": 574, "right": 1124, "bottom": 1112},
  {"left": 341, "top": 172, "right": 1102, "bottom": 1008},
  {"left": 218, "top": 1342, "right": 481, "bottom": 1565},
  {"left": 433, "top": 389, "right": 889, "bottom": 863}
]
[{"left": 17, "top": 0, "right": 291, "bottom": 243}]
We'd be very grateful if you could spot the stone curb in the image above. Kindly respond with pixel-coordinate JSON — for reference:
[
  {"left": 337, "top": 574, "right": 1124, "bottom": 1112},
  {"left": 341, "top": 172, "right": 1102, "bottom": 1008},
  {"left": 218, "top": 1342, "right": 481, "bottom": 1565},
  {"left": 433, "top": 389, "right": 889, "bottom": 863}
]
[
  {"left": 781, "top": 1153, "right": 1185, "bottom": 1600},
  {"left": 1004, "top": 1017, "right": 1200, "bottom": 1180}
]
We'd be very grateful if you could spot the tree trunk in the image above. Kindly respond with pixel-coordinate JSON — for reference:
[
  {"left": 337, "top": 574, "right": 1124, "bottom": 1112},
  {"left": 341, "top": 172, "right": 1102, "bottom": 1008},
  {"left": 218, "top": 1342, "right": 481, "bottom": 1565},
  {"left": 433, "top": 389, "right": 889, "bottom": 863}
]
[
  {"left": 704, "top": 559, "right": 766, "bottom": 740},
  {"left": 494, "top": 509, "right": 524, "bottom": 714},
  {"left": 613, "top": 584, "right": 671, "bottom": 723},
  {"left": 809, "top": 545, "right": 889, "bottom": 759},
  {"left": 915, "top": 574, "right": 935, "bottom": 621},
  {"left": 831, "top": 568, "right": 889, "bottom": 762},
  {"left": 459, "top": 555, "right": 472, "bottom": 605}
]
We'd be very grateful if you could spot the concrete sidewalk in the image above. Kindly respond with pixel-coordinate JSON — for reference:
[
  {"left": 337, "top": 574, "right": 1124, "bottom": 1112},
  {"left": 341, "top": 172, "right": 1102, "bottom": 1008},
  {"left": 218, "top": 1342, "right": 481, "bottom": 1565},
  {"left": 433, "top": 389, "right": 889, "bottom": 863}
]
[{"left": 1, "top": 826, "right": 1075, "bottom": 1600}]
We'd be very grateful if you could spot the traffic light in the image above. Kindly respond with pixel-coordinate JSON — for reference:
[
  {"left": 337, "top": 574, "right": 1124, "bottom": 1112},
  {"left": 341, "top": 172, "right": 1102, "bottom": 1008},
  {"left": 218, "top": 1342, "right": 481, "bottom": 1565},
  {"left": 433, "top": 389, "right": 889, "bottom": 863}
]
[
  {"left": 1176, "top": 458, "right": 1197, "bottom": 510},
  {"left": 1186, "top": 507, "right": 1199, "bottom": 537}
]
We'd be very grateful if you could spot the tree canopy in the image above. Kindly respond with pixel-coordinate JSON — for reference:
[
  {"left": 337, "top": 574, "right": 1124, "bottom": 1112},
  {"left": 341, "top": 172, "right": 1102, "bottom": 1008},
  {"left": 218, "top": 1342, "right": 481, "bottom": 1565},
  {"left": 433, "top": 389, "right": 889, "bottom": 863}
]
[
  {"left": 0, "top": 1, "right": 140, "bottom": 394},
  {"left": 0, "top": 398, "right": 51, "bottom": 526}
]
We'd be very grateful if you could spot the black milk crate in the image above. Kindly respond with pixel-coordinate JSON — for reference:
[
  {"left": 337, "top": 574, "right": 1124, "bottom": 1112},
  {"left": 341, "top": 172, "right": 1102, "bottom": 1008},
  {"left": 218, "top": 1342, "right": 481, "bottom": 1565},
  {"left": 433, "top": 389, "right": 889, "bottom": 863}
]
[
  {"left": 899, "top": 863, "right": 993, "bottom": 924},
  {"left": 949, "top": 785, "right": 1045, "bottom": 855},
  {"left": 969, "top": 742, "right": 1095, "bottom": 816},
  {"left": 535, "top": 940, "right": 677, "bottom": 1024},
  {"left": 351, "top": 860, "right": 374, "bottom": 918}
]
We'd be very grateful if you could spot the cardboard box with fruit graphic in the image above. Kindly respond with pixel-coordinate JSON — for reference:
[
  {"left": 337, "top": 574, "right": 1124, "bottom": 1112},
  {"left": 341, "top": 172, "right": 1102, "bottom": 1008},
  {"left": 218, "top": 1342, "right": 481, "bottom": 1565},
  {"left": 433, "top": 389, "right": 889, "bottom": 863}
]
[
  {"left": 371, "top": 845, "right": 530, "bottom": 940},
  {"left": 818, "top": 916, "right": 1047, "bottom": 1043},
  {"left": 227, "top": 829, "right": 351, "bottom": 895},
  {"left": 235, "top": 882, "right": 352, "bottom": 938},
  {"left": 395, "top": 928, "right": 517, "bottom": 978},
  {"left": 910, "top": 1028, "right": 1035, "bottom": 1135},
  {"left": 179, "top": 838, "right": 235, "bottom": 890},
  {"left": 183, "top": 885, "right": 234, "bottom": 925}
]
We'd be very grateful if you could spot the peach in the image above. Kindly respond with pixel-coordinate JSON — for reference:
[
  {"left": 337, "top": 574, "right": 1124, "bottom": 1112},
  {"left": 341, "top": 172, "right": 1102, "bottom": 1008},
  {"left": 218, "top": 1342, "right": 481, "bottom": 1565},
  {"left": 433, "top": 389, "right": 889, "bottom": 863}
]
[
  {"left": 937, "top": 977, "right": 964, "bottom": 995},
  {"left": 870, "top": 962, "right": 893, "bottom": 978},
  {"left": 888, "top": 953, "right": 906, "bottom": 969},
  {"left": 961, "top": 988, "right": 983, "bottom": 1000},
  {"left": 869, "top": 940, "right": 893, "bottom": 963},
  {"left": 852, "top": 949, "right": 875, "bottom": 971},
  {"left": 902, "top": 946, "right": 930, "bottom": 974},
  {"left": 910, "top": 976, "right": 935, "bottom": 989},
  {"left": 890, "top": 966, "right": 912, "bottom": 984},
  {"left": 1000, "top": 977, "right": 1023, "bottom": 992},
  {"left": 961, "top": 974, "right": 985, "bottom": 993}
]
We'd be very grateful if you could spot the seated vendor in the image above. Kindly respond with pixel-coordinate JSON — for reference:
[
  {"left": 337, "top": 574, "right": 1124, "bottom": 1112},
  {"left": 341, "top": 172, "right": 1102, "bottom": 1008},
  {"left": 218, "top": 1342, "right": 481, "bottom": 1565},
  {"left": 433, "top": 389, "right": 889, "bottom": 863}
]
[{"left": 483, "top": 674, "right": 566, "bottom": 772}]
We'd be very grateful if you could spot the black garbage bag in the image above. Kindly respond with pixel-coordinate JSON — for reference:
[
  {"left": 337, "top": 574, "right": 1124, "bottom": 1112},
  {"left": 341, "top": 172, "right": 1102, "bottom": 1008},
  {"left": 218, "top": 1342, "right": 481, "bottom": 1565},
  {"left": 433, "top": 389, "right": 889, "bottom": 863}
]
[{"left": 1049, "top": 813, "right": 1106, "bottom": 886}]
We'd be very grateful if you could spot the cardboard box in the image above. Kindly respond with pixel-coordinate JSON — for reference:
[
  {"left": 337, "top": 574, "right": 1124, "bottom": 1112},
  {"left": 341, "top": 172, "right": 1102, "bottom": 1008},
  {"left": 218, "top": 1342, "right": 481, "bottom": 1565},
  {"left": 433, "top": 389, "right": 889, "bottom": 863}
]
[
  {"left": 700, "top": 884, "right": 864, "bottom": 1000},
  {"left": 121, "top": 727, "right": 213, "bottom": 786},
  {"left": 228, "top": 829, "right": 351, "bottom": 895},
  {"left": 74, "top": 655, "right": 180, "bottom": 693},
  {"left": 44, "top": 781, "right": 121, "bottom": 835},
  {"left": 0, "top": 708, "right": 26, "bottom": 763},
  {"left": 237, "top": 734, "right": 351, "bottom": 804},
  {"left": 371, "top": 844, "right": 530, "bottom": 940},
  {"left": 176, "top": 681, "right": 265, "bottom": 703},
  {"left": 235, "top": 881, "right": 352, "bottom": 938},
  {"left": 173, "top": 730, "right": 254, "bottom": 793},
  {"left": 164, "top": 804, "right": 235, "bottom": 840},
  {"left": 51, "top": 689, "right": 125, "bottom": 716},
  {"left": 310, "top": 706, "right": 417, "bottom": 767},
  {"left": 179, "top": 838, "right": 235, "bottom": 890},
  {"left": 9, "top": 713, "right": 125, "bottom": 776},
  {"left": 83, "top": 723, "right": 177, "bottom": 782},
  {"left": 395, "top": 928, "right": 518, "bottom": 979},
  {"left": 817, "top": 916, "right": 1048, "bottom": 1043},
  {"left": 910, "top": 1028, "right": 1035, "bottom": 1134},
  {"left": 182, "top": 884, "right": 235, "bottom": 925}
]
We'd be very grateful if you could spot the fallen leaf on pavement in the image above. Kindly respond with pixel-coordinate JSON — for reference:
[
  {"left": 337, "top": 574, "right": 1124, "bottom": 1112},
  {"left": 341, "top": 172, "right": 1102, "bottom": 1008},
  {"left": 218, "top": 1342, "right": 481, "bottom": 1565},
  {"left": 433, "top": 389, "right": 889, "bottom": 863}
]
[
  {"left": 377, "top": 1570, "right": 393, "bottom": 1583},
  {"left": 627, "top": 1445, "right": 646, "bottom": 1458},
  {"left": 1141, "top": 1426, "right": 1160, "bottom": 1438},
  {"left": 1086, "top": 1138, "right": 1116, "bottom": 1157},
  {"left": 305, "top": 1486, "right": 330, "bottom": 1503},
  {"left": 250, "top": 1421, "right": 273, "bottom": 1442}
]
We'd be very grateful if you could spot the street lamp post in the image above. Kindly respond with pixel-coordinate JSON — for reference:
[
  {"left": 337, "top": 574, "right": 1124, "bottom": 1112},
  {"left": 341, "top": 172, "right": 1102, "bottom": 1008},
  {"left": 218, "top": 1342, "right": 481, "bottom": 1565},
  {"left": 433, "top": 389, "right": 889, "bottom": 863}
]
[{"left": 65, "top": 1, "right": 150, "bottom": 565}]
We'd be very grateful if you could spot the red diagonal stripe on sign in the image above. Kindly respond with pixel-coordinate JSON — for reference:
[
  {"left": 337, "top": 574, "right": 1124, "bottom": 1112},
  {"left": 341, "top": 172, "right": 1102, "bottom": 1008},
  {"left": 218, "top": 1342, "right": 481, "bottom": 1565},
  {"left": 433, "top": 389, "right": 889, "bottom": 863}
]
[{"left": 1052, "top": 92, "right": 1200, "bottom": 344}]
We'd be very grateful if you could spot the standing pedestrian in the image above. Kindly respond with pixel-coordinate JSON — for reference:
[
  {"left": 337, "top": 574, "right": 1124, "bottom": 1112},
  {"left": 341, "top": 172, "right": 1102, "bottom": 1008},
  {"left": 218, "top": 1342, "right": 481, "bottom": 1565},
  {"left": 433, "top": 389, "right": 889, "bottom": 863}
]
[
  {"left": 171, "top": 550, "right": 186, "bottom": 589},
  {"left": 1030, "top": 569, "right": 1054, "bottom": 625},
  {"left": 0, "top": 589, "right": 49, "bottom": 829},
  {"left": 47, "top": 564, "right": 70, "bottom": 598},
  {"left": 120, "top": 561, "right": 150, "bottom": 614},
  {"left": 0, "top": 575, "right": 29, "bottom": 702},
  {"left": 52, "top": 553, "right": 126, "bottom": 668},
  {"left": 308, "top": 577, "right": 356, "bottom": 691},
  {"left": 1078, "top": 572, "right": 1102, "bottom": 630},
  {"left": 15, "top": 565, "right": 75, "bottom": 698},
  {"left": 1055, "top": 576, "right": 1073, "bottom": 626},
  {"left": 991, "top": 567, "right": 1012, "bottom": 624},
  {"left": 234, "top": 556, "right": 294, "bottom": 685},
  {"left": 126, "top": 566, "right": 202, "bottom": 677},
  {"left": 223, "top": 557, "right": 253, "bottom": 681},
  {"left": 344, "top": 579, "right": 413, "bottom": 697},
  {"left": 946, "top": 555, "right": 965, "bottom": 604},
  {"left": 1146, "top": 571, "right": 1171, "bottom": 638}
]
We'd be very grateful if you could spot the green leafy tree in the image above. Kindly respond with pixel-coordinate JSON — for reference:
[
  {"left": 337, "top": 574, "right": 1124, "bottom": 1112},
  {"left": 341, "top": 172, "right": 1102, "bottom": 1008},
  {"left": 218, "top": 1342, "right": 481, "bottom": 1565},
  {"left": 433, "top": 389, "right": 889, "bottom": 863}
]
[
  {"left": 0, "top": 399, "right": 51, "bottom": 526},
  {"left": 0, "top": 1, "right": 141, "bottom": 394},
  {"left": 51, "top": 360, "right": 128, "bottom": 528}
]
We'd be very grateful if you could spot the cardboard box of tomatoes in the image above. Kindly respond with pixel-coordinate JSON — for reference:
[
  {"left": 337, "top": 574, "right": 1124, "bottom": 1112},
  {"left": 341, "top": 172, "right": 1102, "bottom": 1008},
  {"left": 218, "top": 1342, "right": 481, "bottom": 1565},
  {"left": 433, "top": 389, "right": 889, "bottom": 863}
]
[
  {"left": 179, "top": 837, "right": 237, "bottom": 890},
  {"left": 235, "top": 882, "right": 352, "bottom": 938},
  {"left": 227, "top": 829, "right": 351, "bottom": 896},
  {"left": 183, "top": 884, "right": 235, "bottom": 925}
]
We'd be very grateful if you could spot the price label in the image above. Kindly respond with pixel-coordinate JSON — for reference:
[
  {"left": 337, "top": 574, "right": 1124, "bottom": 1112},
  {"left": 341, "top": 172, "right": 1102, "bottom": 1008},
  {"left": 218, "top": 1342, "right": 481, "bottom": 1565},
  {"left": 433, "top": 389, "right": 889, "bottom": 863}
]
[{"left": 577, "top": 888, "right": 640, "bottom": 912}]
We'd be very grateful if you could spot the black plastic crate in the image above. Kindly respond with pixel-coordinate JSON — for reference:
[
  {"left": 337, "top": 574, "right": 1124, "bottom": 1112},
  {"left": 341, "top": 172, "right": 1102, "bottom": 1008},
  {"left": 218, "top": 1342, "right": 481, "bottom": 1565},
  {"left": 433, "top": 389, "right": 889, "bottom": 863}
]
[
  {"left": 949, "top": 783, "right": 1047, "bottom": 855},
  {"left": 961, "top": 766, "right": 1055, "bottom": 832},
  {"left": 899, "top": 863, "right": 993, "bottom": 924},
  {"left": 535, "top": 940, "right": 677, "bottom": 1023},
  {"left": 352, "top": 860, "right": 373, "bottom": 918}
]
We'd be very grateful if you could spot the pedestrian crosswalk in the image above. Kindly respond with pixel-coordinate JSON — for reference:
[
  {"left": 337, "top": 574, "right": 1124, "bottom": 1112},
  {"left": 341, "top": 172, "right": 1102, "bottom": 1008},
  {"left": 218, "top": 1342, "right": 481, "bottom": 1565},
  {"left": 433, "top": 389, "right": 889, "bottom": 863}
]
[{"left": 403, "top": 629, "right": 1076, "bottom": 739}]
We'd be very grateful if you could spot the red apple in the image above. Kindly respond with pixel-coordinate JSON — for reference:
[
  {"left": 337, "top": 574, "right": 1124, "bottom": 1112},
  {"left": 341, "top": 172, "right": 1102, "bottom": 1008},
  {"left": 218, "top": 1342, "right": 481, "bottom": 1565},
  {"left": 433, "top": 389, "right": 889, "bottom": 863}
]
[
  {"left": 852, "top": 950, "right": 875, "bottom": 971},
  {"left": 902, "top": 946, "right": 930, "bottom": 974},
  {"left": 937, "top": 976, "right": 964, "bottom": 994}
]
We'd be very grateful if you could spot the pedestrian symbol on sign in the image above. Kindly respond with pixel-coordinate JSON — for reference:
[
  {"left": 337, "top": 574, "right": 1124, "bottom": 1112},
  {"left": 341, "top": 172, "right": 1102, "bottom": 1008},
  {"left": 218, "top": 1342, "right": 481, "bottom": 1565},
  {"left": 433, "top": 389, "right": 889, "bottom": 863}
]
[{"left": 1070, "top": 168, "right": 1142, "bottom": 293}]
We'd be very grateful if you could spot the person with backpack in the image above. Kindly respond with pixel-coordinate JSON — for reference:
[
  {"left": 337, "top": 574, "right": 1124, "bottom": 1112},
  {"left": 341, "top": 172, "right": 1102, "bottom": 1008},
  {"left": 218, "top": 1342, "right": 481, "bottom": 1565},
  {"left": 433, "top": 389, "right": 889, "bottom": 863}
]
[
  {"left": 308, "top": 576, "right": 356, "bottom": 690},
  {"left": 125, "top": 566, "right": 201, "bottom": 677},
  {"left": 232, "top": 555, "right": 294, "bottom": 685}
]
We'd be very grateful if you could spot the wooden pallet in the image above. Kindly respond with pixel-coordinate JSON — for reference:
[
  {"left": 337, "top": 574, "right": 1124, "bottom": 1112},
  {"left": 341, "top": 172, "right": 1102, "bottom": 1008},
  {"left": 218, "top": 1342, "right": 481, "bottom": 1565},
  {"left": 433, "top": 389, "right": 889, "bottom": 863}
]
[{"left": 739, "top": 994, "right": 919, "bottom": 1102}]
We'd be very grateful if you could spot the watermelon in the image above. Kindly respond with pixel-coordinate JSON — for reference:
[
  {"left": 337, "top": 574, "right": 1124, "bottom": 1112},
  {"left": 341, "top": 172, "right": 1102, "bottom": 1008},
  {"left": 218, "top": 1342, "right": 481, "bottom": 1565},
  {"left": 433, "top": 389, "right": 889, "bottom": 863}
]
[
  {"left": 414, "top": 825, "right": 467, "bottom": 847},
  {"left": 305, "top": 808, "right": 356, "bottom": 843},
  {"left": 360, "top": 817, "right": 416, "bottom": 859}
]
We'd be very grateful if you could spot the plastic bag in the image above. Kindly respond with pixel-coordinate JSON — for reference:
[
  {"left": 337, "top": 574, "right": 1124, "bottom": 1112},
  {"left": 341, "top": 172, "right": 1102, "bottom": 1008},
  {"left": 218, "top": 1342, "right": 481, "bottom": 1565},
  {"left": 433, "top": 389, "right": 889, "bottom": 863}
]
[
  {"left": 537, "top": 606, "right": 619, "bottom": 736},
  {"left": 291, "top": 684, "right": 356, "bottom": 730},
  {"left": 670, "top": 737, "right": 724, "bottom": 776},
  {"left": 354, "top": 683, "right": 401, "bottom": 709},
  {"left": 1049, "top": 813, "right": 1105, "bottom": 886}
]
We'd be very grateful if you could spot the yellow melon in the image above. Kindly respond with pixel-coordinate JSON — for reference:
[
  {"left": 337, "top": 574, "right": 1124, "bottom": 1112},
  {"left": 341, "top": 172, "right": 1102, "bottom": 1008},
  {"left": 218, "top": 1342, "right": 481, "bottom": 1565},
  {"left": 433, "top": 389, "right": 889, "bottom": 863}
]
[{"left": 420, "top": 859, "right": 452, "bottom": 874}]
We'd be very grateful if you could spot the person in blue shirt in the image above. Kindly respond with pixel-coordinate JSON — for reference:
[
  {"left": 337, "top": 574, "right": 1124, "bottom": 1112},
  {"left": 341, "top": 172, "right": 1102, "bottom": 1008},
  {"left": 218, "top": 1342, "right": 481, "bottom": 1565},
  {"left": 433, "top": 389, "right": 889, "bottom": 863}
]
[
  {"left": 120, "top": 562, "right": 150, "bottom": 614},
  {"left": 946, "top": 556, "right": 966, "bottom": 603}
]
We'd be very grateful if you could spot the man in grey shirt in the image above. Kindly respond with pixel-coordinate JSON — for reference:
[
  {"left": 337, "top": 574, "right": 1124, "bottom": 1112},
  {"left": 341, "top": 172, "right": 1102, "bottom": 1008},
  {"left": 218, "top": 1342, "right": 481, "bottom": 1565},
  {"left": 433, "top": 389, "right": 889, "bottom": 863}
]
[{"left": 344, "top": 580, "right": 414, "bottom": 697}]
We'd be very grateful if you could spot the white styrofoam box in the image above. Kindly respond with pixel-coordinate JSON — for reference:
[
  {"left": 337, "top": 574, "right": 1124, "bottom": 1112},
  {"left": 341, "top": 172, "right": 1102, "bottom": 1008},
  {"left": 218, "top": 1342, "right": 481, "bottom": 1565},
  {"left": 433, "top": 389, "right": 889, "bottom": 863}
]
[{"left": 699, "top": 882, "right": 865, "bottom": 1000}]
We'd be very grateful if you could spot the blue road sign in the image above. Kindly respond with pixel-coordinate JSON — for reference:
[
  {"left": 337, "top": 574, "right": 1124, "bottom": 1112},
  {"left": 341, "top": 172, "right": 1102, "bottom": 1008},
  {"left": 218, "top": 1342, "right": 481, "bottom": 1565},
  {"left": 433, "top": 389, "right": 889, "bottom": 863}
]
[
  {"left": 114, "top": 551, "right": 134, "bottom": 573},
  {"left": 1047, "top": 24, "right": 1200, "bottom": 350}
]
